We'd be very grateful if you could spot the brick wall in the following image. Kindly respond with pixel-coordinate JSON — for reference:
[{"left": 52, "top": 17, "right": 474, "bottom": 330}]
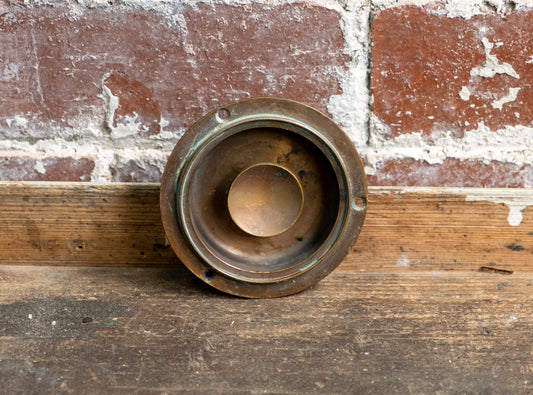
[{"left": 1, "top": 0, "right": 531, "bottom": 187}]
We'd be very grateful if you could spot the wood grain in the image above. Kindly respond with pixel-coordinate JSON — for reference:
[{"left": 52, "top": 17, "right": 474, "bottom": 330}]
[
  {"left": 349, "top": 187, "right": 533, "bottom": 272},
  {"left": 1, "top": 183, "right": 531, "bottom": 393},
  {"left": 0, "top": 182, "right": 177, "bottom": 266},
  {"left": 0, "top": 266, "right": 531, "bottom": 393},
  {"left": 0, "top": 183, "right": 531, "bottom": 272}
]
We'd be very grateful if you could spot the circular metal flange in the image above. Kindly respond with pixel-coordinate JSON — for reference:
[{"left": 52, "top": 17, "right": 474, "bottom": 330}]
[{"left": 160, "top": 98, "right": 367, "bottom": 298}]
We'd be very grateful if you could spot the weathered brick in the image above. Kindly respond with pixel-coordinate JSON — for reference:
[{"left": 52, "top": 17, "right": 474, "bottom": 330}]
[
  {"left": 5, "top": 1, "right": 531, "bottom": 189},
  {"left": 368, "top": 158, "right": 533, "bottom": 188},
  {"left": 0, "top": 3, "right": 346, "bottom": 138},
  {"left": 112, "top": 159, "right": 162, "bottom": 183},
  {"left": 0, "top": 157, "right": 94, "bottom": 181},
  {"left": 179, "top": 3, "right": 346, "bottom": 123},
  {"left": 368, "top": 4, "right": 533, "bottom": 187},
  {"left": 104, "top": 71, "right": 161, "bottom": 136},
  {"left": 371, "top": 6, "right": 533, "bottom": 136}
]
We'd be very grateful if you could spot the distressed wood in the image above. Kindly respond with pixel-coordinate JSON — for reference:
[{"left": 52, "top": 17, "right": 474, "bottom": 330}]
[
  {"left": 0, "top": 266, "right": 531, "bottom": 393},
  {"left": 1, "top": 183, "right": 532, "bottom": 393},
  {"left": 0, "top": 183, "right": 531, "bottom": 272},
  {"left": 0, "top": 182, "right": 177, "bottom": 266},
  {"left": 350, "top": 187, "right": 533, "bottom": 272}
]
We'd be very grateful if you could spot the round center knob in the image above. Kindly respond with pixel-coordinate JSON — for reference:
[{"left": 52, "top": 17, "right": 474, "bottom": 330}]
[{"left": 227, "top": 163, "right": 304, "bottom": 237}]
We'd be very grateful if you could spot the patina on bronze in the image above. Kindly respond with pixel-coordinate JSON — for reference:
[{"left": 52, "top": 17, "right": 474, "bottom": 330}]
[
  {"left": 160, "top": 98, "right": 367, "bottom": 298},
  {"left": 227, "top": 163, "right": 304, "bottom": 238}
]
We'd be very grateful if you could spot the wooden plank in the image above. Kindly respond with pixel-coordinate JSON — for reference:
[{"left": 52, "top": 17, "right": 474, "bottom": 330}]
[
  {"left": 0, "top": 182, "right": 177, "bottom": 267},
  {"left": 0, "top": 183, "right": 531, "bottom": 271},
  {"left": 0, "top": 266, "right": 531, "bottom": 393},
  {"left": 350, "top": 187, "right": 533, "bottom": 272}
]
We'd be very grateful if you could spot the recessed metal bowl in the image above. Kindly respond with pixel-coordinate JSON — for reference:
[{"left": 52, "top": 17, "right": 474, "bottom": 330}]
[{"left": 160, "top": 98, "right": 367, "bottom": 298}]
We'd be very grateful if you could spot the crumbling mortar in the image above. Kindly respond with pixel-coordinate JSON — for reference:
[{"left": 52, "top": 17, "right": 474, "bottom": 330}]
[
  {"left": 0, "top": 130, "right": 183, "bottom": 181},
  {"left": 365, "top": 115, "right": 533, "bottom": 175},
  {"left": 371, "top": 0, "right": 533, "bottom": 17},
  {"left": 327, "top": 0, "right": 371, "bottom": 149}
]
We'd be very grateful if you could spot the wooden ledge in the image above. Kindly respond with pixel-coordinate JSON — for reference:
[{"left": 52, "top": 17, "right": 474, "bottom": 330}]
[
  {"left": 0, "top": 182, "right": 531, "bottom": 272},
  {"left": 0, "top": 265, "right": 532, "bottom": 393},
  {"left": 0, "top": 183, "right": 532, "bottom": 392}
]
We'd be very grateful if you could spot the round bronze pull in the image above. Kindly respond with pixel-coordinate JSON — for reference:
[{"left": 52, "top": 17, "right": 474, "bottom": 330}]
[
  {"left": 227, "top": 163, "right": 304, "bottom": 238},
  {"left": 160, "top": 98, "right": 367, "bottom": 298}
]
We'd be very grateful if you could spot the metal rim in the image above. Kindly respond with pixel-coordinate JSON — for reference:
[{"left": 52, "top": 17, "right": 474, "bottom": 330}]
[
  {"left": 178, "top": 118, "right": 348, "bottom": 283},
  {"left": 160, "top": 98, "right": 367, "bottom": 298}
]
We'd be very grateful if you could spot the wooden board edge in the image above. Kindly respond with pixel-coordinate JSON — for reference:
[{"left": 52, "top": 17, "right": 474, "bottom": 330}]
[{"left": 0, "top": 182, "right": 531, "bottom": 270}]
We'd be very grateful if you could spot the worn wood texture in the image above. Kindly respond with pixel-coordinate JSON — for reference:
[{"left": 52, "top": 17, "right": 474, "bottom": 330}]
[
  {"left": 0, "top": 266, "right": 531, "bottom": 394},
  {"left": 350, "top": 187, "right": 533, "bottom": 273},
  {"left": 1, "top": 183, "right": 532, "bottom": 393},
  {"left": 0, "top": 183, "right": 176, "bottom": 266},
  {"left": 0, "top": 183, "right": 531, "bottom": 272}
]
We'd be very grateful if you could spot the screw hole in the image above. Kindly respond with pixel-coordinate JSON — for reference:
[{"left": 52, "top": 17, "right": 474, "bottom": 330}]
[
  {"left": 216, "top": 108, "right": 230, "bottom": 123},
  {"left": 352, "top": 197, "right": 367, "bottom": 211},
  {"left": 203, "top": 269, "right": 216, "bottom": 282}
]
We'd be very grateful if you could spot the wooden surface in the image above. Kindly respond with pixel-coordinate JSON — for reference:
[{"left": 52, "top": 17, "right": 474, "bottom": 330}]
[
  {"left": 0, "top": 183, "right": 532, "bottom": 271},
  {"left": 0, "top": 183, "right": 175, "bottom": 267},
  {"left": 0, "top": 266, "right": 532, "bottom": 393},
  {"left": 0, "top": 182, "right": 532, "bottom": 393}
]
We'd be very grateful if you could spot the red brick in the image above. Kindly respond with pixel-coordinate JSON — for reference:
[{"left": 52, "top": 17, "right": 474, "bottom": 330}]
[
  {"left": 178, "top": 3, "right": 346, "bottom": 124},
  {"left": 371, "top": 6, "right": 533, "bottom": 137},
  {"left": 368, "top": 158, "right": 533, "bottom": 188},
  {"left": 112, "top": 160, "right": 162, "bottom": 183},
  {"left": 0, "top": 157, "right": 94, "bottom": 181},
  {"left": 104, "top": 71, "right": 161, "bottom": 136},
  {"left": 0, "top": 3, "right": 346, "bottom": 137}
]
